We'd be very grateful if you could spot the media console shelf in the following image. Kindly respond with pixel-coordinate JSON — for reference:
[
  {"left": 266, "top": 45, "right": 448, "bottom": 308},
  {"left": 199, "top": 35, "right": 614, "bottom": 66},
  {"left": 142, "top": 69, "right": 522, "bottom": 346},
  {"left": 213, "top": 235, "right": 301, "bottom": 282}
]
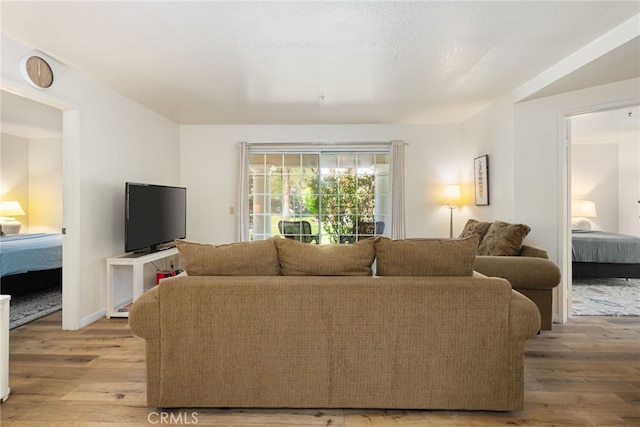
[{"left": 106, "top": 248, "right": 180, "bottom": 318}]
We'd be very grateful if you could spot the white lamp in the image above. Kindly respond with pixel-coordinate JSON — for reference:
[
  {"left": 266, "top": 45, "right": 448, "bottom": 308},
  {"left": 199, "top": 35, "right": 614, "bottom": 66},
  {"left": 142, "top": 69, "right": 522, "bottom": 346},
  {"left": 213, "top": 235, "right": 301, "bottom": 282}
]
[
  {"left": 442, "top": 184, "right": 462, "bottom": 238},
  {"left": 0, "top": 201, "right": 26, "bottom": 234},
  {"left": 571, "top": 200, "right": 597, "bottom": 218}
]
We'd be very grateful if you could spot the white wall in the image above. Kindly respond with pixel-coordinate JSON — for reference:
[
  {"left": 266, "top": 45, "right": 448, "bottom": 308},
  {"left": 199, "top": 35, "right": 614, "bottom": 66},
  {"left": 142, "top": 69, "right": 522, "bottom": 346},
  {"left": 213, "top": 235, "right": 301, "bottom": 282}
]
[
  {"left": 513, "top": 78, "right": 639, "bottom": 261},
  {"left": 180, "top": 124, "right": 463, "bottom": 244},
  {"left": 571, "top": 143, "right": 619, "bottom": 231},
  {"left": 462, "top": 77, "right": 639, "bottom": 327},
  {"left": 0, "top": 133, "right": 29, "bottom": 228},
  {"left": 571, "top": 136, "right": 639, "bottom": 236},
  {"left": 1, "top": 34, "right": 181, "bottom": 328},
  {"left": 460, "top": 96, "right": 517, "bottom": 224},
  {"left": 571, "top": 143, "right": 618, "bottom": 232},
  {"left": 0, "top": 134, "right": 62, "bottom": 233},
  {"left": 29, "top": 138, "right": 63, "bottom": 233},
  {"left": 461, "top": 78, "right": 639, "bottom": 264},
  {"left": 618, "top": 138, "right": 640, "bottom": 235}
]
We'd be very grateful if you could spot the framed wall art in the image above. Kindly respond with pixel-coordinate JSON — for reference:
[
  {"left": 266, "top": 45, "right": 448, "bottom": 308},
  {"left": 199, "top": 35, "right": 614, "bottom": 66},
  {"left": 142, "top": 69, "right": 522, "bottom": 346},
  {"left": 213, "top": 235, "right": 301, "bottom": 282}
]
[{"left": 474, "top": 155, "right": 489, "bottom": 206}]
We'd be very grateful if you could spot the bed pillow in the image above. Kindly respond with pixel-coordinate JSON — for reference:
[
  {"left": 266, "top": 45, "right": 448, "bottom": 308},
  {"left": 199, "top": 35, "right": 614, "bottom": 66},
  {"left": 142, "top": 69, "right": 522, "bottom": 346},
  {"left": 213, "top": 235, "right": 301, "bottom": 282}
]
[
  {"left": 571, "top": 218, "right": 592, "bottom": 231},
  {"left": 176, "top": 238, "right": 281, "bottom": 276},
  {"left": 477, "top": 221, "right": 531, "bottom": 256},
  {"left": 275, "top": 237, "right": 375, "bottom": 276},
  {"left": 458, "top": 219, "right": 492, "bottom": 242},
  {"left": 375, "top": 235, "right": 479, "bottom": 276}
]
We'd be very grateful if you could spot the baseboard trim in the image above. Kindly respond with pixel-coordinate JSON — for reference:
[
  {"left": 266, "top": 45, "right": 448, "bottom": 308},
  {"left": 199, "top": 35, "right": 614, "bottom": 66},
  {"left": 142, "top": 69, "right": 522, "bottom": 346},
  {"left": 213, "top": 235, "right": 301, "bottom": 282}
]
[{"left": 81, "top": 308, "right": 106, "bottom": 328}]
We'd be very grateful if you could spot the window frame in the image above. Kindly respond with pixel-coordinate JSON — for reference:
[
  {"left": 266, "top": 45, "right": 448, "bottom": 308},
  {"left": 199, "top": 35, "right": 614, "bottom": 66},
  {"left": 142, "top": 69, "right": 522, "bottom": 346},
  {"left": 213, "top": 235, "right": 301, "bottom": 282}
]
[{"left": 236, "top": 141, "right": 405, "bottom": 242}]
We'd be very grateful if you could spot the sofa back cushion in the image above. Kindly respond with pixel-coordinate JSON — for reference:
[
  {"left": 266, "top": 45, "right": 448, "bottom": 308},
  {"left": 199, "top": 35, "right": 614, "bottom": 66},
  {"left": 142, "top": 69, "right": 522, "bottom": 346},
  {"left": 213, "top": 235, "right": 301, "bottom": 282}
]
[
  {"left": 458, "top": 219, "right": 492, "bottom": 242},
  {"left": 275, "top": 237, "right": 375, "bottom": 276},
  {"left": 477, "top": 221, "right": 531, "bottom": 256},
  {"left": 375, "top": 235, "right": 479, "bottom": 276},
  {"left": 176, "top": 238, "right": 281, "bottom": 276}
]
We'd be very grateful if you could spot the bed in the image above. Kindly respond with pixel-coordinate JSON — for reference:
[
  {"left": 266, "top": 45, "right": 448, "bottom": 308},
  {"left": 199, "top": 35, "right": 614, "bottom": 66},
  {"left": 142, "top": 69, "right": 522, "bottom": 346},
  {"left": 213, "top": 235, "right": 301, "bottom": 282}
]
[
  {"left": 0, "top": 233, "right": 63, "bottom": 295},
  {"left": 572, "top": 230, "right": 640, "bottom": 278}
]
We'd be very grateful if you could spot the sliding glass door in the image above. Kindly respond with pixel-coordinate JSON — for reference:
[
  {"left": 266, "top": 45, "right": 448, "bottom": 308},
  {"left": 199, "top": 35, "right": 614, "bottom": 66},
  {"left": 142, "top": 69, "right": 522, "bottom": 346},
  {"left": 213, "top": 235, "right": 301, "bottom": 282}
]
[{"left": 248, "top": 148, "right": 390, "bottom": 244}]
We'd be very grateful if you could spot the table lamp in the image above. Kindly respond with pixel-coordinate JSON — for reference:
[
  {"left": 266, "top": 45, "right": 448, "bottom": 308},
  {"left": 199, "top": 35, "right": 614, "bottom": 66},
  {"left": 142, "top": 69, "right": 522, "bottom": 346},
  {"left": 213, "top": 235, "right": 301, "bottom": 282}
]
[{"left": 0, "top": 201, "right": 26, "bottom": 234}]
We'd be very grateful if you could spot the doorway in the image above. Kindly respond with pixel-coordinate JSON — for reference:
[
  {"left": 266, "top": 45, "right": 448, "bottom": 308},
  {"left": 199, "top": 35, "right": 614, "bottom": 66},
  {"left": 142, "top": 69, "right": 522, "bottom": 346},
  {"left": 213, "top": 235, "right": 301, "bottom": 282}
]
[
  {"left": 1, "top": 89, "right": 65, "bottom": 327},
  {"left": 565, "top": 104, "right": 640, "bottom": 317}
]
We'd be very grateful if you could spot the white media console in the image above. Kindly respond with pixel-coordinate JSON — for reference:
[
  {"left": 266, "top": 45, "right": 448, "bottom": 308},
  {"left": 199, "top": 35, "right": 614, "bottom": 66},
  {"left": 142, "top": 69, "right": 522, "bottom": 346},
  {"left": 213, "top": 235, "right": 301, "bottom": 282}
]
[
  {"left": 106, "top": 248, "right": 180, "bottom": 318},
  {"left": 0, "top": 294, "right": 10, "bottom": 401}
]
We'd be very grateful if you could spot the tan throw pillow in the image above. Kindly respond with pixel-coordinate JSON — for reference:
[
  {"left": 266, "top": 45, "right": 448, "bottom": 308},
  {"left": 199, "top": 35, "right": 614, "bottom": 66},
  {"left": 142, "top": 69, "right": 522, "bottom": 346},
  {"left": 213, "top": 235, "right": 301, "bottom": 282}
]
[
  {"left": 176, "top": 238, "right": 281, "bottom": 276},
  {"left": 375, "top": 235, "right": 479, "bottom": 276},
  {"left": 458, "top": 219, "right": 492, "bottom": 243},
  {"left": 477, "top": 221, "right": 531, "bottom": 256},
  {"left": 275, "top": 238, "right": 375, "bottom": 276}
]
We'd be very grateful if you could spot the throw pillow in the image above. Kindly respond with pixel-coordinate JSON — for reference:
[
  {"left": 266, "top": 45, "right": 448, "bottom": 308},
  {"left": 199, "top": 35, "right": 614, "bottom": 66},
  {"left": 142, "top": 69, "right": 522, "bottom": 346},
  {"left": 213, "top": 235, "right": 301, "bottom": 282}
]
[
  {"left": 175, "top": 238, "right": 281, "bottom": 276},
  {"left": 275, "top": 237, "right": 376, "bottom": 276},
  {"left": 458, "top": 219, "right": 492, "bottom": 242},
  {"left": 477, "top": 221, "right": 531, "bottom": 256},
  {"left": 375, "top": 235, "right": 479, "bottom": 276}
]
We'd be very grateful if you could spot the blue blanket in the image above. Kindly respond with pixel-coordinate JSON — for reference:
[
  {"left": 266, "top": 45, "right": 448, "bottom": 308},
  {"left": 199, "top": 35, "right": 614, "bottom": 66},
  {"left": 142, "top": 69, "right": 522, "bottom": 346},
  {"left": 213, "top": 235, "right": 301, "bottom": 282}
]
[{"left": 0, "top": 233, "right": 63, "bottom": 277}]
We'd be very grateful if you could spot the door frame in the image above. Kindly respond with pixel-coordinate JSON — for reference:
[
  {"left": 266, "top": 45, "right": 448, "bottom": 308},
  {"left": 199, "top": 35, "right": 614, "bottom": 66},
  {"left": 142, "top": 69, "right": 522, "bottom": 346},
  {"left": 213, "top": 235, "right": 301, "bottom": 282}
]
[
  {"left": 1, "top": 83, "right": 81, "bottom": 330},
  {"left": 558, "top": 98, "right": 640, "bottom": 323}
]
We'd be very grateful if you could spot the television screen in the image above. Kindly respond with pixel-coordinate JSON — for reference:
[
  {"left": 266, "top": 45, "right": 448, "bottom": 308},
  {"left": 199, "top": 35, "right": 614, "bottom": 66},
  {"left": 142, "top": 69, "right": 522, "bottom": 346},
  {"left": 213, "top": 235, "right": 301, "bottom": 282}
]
[{"left": 125, "top": 182, "right": 186, "bottom": 253}]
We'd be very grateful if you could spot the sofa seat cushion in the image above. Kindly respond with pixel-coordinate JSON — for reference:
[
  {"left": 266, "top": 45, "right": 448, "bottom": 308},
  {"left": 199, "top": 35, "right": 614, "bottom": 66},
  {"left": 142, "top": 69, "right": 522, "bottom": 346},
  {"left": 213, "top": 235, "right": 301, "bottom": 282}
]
[
  {"left": 275, "top": 237, "right": 375, "bottom": 276},
  {"left": 375, "top": 236, "right": 479, "bottom": 276},
  {"left": 176, "top": 238, "right": 281, "bottom": 276}
]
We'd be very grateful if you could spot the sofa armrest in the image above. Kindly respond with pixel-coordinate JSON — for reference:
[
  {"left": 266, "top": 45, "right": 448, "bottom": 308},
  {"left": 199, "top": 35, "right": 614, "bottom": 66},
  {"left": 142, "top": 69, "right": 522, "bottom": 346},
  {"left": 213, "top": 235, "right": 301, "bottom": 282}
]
[
  {"left": 474, "top": 256, "right": 561, "bottom": 290},
  {"left": 519, "top": 245, "right": 549, "bottom": 258},
  {"left": 509, "top": 290, "right": 541, "bottom": 339},
  {"left": 129, "top": 286, "right": 160, "bottom": 340}
]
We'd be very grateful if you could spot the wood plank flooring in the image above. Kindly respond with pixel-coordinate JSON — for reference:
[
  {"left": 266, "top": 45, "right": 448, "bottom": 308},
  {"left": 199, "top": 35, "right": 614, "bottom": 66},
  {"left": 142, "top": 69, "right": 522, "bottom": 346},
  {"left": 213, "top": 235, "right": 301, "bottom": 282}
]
[{"left": 1, "top": 312, "right": 638, "bottom": 426}]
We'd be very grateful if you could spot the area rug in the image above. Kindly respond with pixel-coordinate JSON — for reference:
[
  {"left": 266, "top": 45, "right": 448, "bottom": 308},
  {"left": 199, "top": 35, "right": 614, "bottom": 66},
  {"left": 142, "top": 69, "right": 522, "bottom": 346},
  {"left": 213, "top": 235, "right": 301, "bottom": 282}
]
[
  {"left": 572, "top": 277, "right": 640, "bottom": 316},
  {"left": 9, "top": 285, "right": 62, "bottom": 329}
]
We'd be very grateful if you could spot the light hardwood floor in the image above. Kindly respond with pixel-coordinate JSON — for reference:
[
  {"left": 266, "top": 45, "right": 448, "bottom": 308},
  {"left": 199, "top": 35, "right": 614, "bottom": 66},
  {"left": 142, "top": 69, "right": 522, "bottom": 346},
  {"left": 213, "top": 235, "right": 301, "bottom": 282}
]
[{"left": 1, "top": 312, "right": 638, "bottom": 426}]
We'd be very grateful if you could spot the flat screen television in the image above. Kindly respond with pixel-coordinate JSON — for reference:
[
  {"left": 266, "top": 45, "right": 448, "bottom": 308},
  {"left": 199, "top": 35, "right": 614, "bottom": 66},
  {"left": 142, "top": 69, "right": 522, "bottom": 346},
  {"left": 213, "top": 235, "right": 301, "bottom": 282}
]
[{"left": 125, "top": 182, "right": 186, "bottom": 253}]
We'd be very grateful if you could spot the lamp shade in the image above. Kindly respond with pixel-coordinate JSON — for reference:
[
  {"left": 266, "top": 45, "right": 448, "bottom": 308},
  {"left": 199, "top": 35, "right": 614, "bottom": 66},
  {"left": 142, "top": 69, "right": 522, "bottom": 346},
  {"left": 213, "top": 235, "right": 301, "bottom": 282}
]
[
  {"left": 442, "top": 184, "right": 462, "bottom": 207},
  {"left": 571, "top": 200, "right": 597, "bottom": 218},
  {"left": 0, "top": 200, "right": 26, "bottom": 217}
]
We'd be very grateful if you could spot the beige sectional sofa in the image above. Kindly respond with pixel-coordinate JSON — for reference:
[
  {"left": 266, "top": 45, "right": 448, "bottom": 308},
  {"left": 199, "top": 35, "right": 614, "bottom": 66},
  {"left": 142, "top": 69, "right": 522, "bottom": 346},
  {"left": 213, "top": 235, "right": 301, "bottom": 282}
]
[
  {"left": 475, "top": 245, "right": 561, "bottom": 330},
  {"left": 458, "top": 220, "right": 561, "bottom": 330},
  {"left": 129, "top": 236, "right": 541, "bottom": 411}
]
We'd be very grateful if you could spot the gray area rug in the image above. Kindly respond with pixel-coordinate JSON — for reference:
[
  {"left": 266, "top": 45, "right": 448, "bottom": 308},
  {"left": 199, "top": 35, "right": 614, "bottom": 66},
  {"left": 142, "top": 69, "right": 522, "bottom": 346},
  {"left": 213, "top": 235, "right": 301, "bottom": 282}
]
[
  {"left": 9, "top": 285, "right": 62, "bottom": 329},
  {"left": 572, "top": 277, "right": 640, "bottom": 316}
]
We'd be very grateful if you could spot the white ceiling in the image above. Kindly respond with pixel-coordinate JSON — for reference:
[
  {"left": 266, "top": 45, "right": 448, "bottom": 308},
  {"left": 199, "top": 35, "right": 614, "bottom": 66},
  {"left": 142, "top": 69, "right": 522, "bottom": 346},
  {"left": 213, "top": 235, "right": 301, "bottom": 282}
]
[
  {"left": 1, "top": 1, "right": 639, "bottom": 126},
  {"left": 571, "top": 105, "right": 640, "bottom": 143}
]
